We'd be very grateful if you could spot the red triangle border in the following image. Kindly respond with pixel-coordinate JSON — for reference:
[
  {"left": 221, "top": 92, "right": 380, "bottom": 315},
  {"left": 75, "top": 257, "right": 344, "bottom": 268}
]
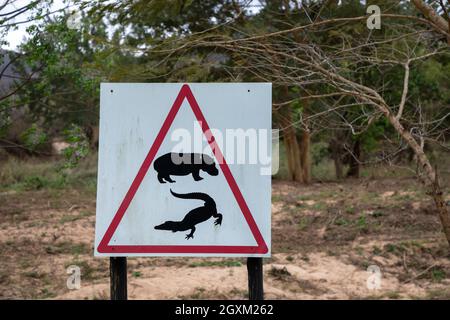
[{"left": 97, "top": 84, "right": 269, "bottom": 255}]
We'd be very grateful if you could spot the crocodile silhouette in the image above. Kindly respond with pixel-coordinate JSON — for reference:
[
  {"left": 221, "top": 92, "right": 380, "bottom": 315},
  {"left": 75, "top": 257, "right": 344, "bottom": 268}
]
[{"left": 154, "top": 189, "right": 223, "bottom": 240}]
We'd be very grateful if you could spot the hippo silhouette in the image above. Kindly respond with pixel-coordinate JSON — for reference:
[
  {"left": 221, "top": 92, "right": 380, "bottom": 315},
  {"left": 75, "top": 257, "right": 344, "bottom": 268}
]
[{"left": 154, "top": 152, "right": 219, "bottom": 183}]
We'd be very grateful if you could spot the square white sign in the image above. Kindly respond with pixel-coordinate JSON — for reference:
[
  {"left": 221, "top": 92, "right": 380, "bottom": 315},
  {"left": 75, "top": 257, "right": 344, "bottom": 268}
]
[{"left": 94, "top": 83, "right": 272, "bottom": 257}]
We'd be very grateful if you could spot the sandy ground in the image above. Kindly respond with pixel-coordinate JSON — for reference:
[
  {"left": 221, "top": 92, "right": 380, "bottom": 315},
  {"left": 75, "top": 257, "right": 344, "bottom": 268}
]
[{"left": 1, "top": 178, "right": 449, "bottom": 299}]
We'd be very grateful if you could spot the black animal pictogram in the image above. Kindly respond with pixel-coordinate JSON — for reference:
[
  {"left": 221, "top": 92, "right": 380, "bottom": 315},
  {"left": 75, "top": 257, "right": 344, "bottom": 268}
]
[
  {"left": 153, "top": 152, "right": 219, "bottom": 183},
  {"left": 154, "top": 190, "right": 223, "bottom": 240}
]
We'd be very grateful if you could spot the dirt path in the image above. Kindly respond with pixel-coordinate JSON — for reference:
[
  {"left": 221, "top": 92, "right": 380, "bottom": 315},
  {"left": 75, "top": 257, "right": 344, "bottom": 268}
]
[{"left": 1, "top": 178, "right": 449, "bottom": 299}]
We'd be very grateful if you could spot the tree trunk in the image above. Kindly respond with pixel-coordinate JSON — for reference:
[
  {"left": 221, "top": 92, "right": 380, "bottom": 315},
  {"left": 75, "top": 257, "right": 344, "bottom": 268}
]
[
  {"left": 299, "top": 130, "right": 311, "bottom": 184},
  {"left": 382, "top": 111, "right": 450, "bottom": 246},
  {"left": 346, "top": 139, "right": 361, "bottom": 178},
  {"left": 433, "top": 190, "right": 450, "bottom": 245},
  {"left": 335, "top": 155, "right": 344, "bottom": 180},
  {"left": 411, "top": 0, "right": 450, "bottom": 44},
  {"left": 277, "top": 86, "right": 303, "bottom": 183},
  {"left": 284, "top": 126, "right": 303, "bottom": 182},
  {"left": 90, "top": 125, "right": 99, "bottom": 150},
  {"left": 330, "top": 135, "right": 344, "bottom": 180}
]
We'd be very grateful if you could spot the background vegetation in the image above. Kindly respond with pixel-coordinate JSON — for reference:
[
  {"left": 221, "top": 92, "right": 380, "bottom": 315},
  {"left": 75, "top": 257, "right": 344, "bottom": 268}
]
[{"left": 0, "top": 0, "right": 449, "bottom": 299}]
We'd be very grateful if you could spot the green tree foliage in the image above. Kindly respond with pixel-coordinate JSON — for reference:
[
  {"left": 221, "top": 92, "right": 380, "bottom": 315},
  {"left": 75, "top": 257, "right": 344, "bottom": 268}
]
[
  {"left": 1, "top": 0, "right": 449, "bottom": 169},
  {"left": 17, "top": 13, "right": 104, "bottom": 130}
]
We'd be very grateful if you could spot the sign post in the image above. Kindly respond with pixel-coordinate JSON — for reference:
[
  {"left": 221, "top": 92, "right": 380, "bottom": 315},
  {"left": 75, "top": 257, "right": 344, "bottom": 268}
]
[
  {"left": 95, "top": 83, "right": 272, "bottom": 300},
  {"left": 247, "top": 257, "right": 264, "bottom": 300},
  {"left": 110, "top": 257, "right": 127, "bottom": 300}
]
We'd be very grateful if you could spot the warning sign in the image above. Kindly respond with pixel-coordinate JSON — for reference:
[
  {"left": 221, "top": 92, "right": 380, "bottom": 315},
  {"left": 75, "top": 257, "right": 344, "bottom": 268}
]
[{"left": 94, "top": 83, "right": 271, "bottom": 257}]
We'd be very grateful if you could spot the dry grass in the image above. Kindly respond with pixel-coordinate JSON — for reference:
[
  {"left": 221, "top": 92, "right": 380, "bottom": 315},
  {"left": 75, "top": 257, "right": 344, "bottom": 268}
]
[{"left": 0, "top": 155, "right": 449, "bottom": 299}]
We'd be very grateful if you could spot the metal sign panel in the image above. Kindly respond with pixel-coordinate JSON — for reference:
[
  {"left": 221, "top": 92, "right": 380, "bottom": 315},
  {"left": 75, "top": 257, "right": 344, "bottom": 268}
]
[{"left": 95, "top": 83, "right": 271, "bottom": 257}]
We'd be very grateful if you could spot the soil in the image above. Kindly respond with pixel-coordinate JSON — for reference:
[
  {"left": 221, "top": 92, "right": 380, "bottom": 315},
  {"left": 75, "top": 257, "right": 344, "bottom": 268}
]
[{"left": 1, "top": 177, "right": 449, "bottom": 299}]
